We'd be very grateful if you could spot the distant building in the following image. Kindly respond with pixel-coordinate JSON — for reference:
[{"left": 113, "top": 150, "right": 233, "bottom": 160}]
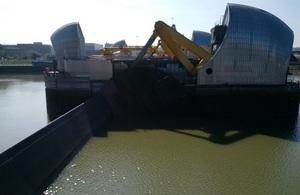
[
  {"left": 191, "top": 31, "right": 211, "bottom": 52},
  {"left": 104, "top": 42, "right": 113, "bottom": 48},
  {"left": 0, "top": 42, "right": 52, "bottom": 59},
  {"left": 17, "top": 42, "right": 52, "bottom": 59},
  {"left": 85, "top": 43, "right": 103, "bottom": 56},
  {"left": 104, "top": 40, "right": 127, "bottom": 48},
  {"left": 111, "top": 40, "right": 127, "bottom": 48}
]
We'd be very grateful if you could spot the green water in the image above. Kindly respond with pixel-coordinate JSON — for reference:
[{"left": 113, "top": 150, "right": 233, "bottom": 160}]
[{"left": 45, "top": 117, "right": 300, "bottom": 194}]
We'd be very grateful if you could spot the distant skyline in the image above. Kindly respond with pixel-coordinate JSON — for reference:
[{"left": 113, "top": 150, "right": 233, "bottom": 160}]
[{"left": 0, "top": 0, "right": 299, "bottom": 47}]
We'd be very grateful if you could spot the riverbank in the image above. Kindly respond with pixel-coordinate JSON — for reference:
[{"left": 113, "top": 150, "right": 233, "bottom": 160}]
[
  {"left": 289, "top": 64, "right": 300, "bottom": 76},
  {"left": 0, "top": 59, "right": 53, "bottom": 74},
  {"left": 0, "top": 59, "right": 32, "bottom": 65},
  {"left": 0, "top": 65, "right": 46, "bottom": 74}
]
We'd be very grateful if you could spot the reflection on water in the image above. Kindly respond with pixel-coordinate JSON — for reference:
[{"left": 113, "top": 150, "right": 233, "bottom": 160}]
[
  {"left": 0, "top": 74, "right": 48, "bottom": 153},
  {"left": 46, "top": 115, "right": 300, "bottom": 194}
]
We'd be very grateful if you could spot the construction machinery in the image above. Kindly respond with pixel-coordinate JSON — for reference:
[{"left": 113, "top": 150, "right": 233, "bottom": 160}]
[{"left": 132, "top": 20, "right": 212, "bottom": 76}]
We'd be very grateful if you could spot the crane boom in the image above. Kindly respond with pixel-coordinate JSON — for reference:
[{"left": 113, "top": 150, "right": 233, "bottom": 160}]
[{"left": 132, "top": 21, "right": 212, "bottom": 76}]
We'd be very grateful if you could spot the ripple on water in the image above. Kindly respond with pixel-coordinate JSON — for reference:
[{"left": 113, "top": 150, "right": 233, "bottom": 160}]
[{"left": 45, "top": 123, "right": 300, "bottom": 194}]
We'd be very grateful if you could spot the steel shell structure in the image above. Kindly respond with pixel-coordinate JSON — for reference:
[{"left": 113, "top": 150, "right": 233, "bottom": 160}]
[
  {"left": 197, "top": 4, "right": 294, "bottom": 85},
  {"left": 191, "top": 31, "right": 211, "bottom": 46},
  {"left": 51, "top": 22, "right": 86, "bottom": 62}
]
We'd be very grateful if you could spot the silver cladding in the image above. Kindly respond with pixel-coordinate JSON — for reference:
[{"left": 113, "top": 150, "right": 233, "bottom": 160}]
[{"left": 197, "top": 3, "right": 294, "bottom": 85}]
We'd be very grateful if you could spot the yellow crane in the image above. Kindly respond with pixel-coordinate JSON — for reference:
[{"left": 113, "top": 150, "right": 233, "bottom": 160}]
[
  {"left": 133, "top": 21, "right": 212, "bottom": 76},
  {"left": 100, "top": 45, "right": 166, "bottom": 60}
]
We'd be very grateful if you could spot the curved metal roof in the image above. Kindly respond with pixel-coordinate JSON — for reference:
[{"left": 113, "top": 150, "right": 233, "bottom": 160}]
[
  {"left": 111, "top": 40, "right": 128, "bottom": 48},
  {"left": 50, "top": 22, "right": 86, "bottom": 60},
  {"left": 191, "top": 31, "right": 211, "bottom": 46},
  {"left": 198, "top": 3, "right": 294, "bottom": 85}
]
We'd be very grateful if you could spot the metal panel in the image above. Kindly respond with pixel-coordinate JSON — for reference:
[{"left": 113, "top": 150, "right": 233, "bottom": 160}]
[
  {"left": 51, "top": 22, "right": 86, "bottom": 71},
  {"left": 63, "top": 59, "right": 113, "bottom": 80},
  {"left": 198, "top": 4, "right": 293, "bottom": 85},
  {"left": 192, "top": 31, "right": 211, "bottom": 46}
]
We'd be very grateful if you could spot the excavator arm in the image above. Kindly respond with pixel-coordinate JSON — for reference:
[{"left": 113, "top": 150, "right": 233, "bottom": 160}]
[{"left": 133, "top": 21, "right": 212, "bottom": 76}]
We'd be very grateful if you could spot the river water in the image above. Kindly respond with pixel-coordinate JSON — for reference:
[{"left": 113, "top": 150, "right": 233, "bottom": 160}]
[
  {"left": 44, "top": 116, "right": 300, "bottom": 195},
  {"left": 1, "top": 75, "right": 300, "bottom": 194},
  {"left": 0, "top": 74, "right": 48, "bottom": 153}
]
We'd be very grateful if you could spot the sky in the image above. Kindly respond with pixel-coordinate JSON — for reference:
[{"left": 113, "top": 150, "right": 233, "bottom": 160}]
[{"left": 0, "top": 0, "right": 299, "bottom": 47}]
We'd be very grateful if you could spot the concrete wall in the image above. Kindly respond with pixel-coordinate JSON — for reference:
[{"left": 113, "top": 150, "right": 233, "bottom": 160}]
[{"left": 0, "top": 94, "right": 111, "bottom": 194}]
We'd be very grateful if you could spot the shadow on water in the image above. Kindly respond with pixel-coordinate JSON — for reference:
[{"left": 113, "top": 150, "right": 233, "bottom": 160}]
[
  {"left": 99, "top": 115, "right": 300, "bottom": 144},
  {"left": 96, "top": 66, "right": 300, "bottom": 144}
]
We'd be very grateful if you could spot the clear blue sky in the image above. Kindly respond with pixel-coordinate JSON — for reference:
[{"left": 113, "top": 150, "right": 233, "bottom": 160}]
[{"left": 0, "top": 0, "right": 299, "bottom": 47}]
